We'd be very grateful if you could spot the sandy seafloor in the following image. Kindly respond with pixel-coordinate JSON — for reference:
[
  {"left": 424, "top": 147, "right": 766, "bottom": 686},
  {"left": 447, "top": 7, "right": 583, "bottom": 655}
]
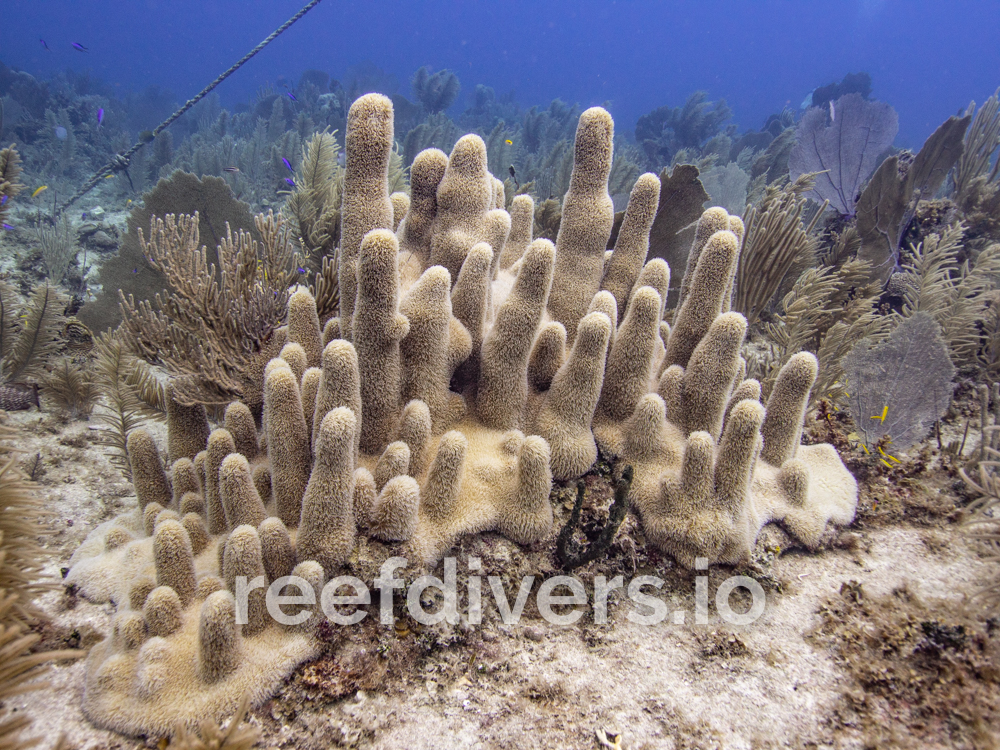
[{"left": 2, "top": 396, "right": 998, "bottom": 750}]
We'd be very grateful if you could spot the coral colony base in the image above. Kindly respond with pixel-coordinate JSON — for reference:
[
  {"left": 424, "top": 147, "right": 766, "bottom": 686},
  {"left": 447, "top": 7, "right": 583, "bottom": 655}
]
[{"left": 65, "top": 94, "right": 857, "bottom": 737}]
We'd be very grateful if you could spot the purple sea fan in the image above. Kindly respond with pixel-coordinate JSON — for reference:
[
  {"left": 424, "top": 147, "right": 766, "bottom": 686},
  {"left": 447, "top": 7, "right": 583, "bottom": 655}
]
[{"left": 788, "top": 93, "right": 898, "bottom": 216}]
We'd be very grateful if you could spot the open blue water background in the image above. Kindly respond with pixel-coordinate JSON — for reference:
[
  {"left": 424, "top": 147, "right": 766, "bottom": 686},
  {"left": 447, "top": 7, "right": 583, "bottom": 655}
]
[{"left": 1, "top": 0, "right": 998, "bottom": 147}]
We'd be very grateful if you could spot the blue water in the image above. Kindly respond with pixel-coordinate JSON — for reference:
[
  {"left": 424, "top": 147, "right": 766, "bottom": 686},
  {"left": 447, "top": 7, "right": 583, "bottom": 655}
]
[{"left": 2, "top": 0, "right": 998, "bottom": 148}]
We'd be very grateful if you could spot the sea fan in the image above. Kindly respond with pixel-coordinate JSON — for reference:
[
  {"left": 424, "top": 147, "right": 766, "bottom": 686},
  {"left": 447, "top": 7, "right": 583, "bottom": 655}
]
[
  {"left": 788, "top": 93, "right": 898, "bottom": 216},
  {"left": 841, "top": 312, "right": 955, "bottom": 452}
]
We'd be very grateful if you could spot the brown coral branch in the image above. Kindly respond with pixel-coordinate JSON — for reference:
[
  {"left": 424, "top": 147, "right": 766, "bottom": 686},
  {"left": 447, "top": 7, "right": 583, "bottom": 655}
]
[
  {"left": 1, "top": 283, "right": 66, "bottom": 385},
  {"left": 92, "top": 332, "right": 159, "bottom": 480},
  {"left": 735, "top": 173, "right": 826, "bottom": 328},
  {"left": 954, "top": 88, "right": 1000, "bottom": 201},
  {"left": 118, "top": 211, "right": 300, "bottom": 410}
]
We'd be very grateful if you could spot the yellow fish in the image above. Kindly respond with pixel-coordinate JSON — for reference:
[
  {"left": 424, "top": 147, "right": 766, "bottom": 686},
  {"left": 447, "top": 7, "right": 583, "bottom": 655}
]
[
  {"left": 877, "top": 445, "right": 900, "bottom": 464},
  {"left": 505, "top": 139, "right": 513, "bottom": 145},
  {"left": 31, "top": 185, "right": 48, "bottom": 198},
  {"left": 105, "top": 174, "right": 114, "bottom": 179},
  {"left": 870, "top": 405, "right": 888, "bottom": 423}
]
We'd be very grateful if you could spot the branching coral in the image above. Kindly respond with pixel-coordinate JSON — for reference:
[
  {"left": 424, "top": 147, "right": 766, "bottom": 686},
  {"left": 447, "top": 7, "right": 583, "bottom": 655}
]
[
  {"left": 91, "top": 332, "right": 165, "bottom": 479},
  {"left": 411, "top": 67, "right": 461, "bottom": 114},
  {"left": 734, "top": 173, "right": 824, "bottom": 328},
  {"left": 0, "top": 281, "right": 67, "bottom": 412},
  {"left": 0, "top": 591, "right": 80, "bottom": 750},
  {"left": 284, "top": 131, "right": 343, "bottom": 276},
  {"left": 750, "top": 258, "right": 889, "bottom": 410},
  {"left": 34, "top": 215, "right": 78, "bottom": 284},
  {"left": 953, "top": 88, "right": 1000, "bottom": 202},
  {"left": 636, "top": 92, "right": 733, "bottom": 169},
  {"left": 0, "top": 426, "right": 85, "bottom": 747},
  {"left": 67, "top": 94, "right": 858, "bottom": 738},
  {"left": 897, "top": 224, "right": 1000, "bottom": 368},
  {"left": 0, "top": 426, "right": 53, "bottom": 621},
  {"left": 118, "top": 210, "right": 301, "bottom": 412},
  {"left": 42, "top": 357, "right": 97, "bottom": 418},
  {"left": 80, "top": 172, "right": 263, "bottom": 332}
]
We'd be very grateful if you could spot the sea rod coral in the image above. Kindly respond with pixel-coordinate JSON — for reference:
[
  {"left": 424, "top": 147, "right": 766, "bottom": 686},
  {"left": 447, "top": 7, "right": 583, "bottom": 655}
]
[{"left": 65, "top": 93, "right": 857, "bottom": 737}]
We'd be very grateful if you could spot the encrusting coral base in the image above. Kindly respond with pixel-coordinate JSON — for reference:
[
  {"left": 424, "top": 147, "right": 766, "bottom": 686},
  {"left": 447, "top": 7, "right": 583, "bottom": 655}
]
[{"left": 66, "top": 92, "right": 857, "bottom": 737}]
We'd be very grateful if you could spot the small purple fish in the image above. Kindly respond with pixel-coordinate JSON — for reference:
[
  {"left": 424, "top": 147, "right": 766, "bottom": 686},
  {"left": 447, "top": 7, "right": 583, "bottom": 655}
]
[
  {"left": 72, "top": 42, "right": 89, "bottom": 52},
  {"left": 285, "top": 177, "right": 296, "bottom": 187},
  {"left": 2, "top": 224, "right": 13, "bottom": 231},
  {"left": 97, "top": 108, "right": 104, "bottom": 126},
  {"left": 40, "top": 39, "right": 51, "bottom": 52},
  {"left": 297, "top": 267, "right": 307, "bottom": 274},
  {"left": 282, "top": 157, "right": 294, "bottom": 173},
  {"left": 81, "top": 212, "right": 87, "bottom": 220},
  {"left": 0, "top": 195, "right": 7, "bottom": 206},
  {"left": 286, "top": 92, "right": 297, "bottom": 102}
]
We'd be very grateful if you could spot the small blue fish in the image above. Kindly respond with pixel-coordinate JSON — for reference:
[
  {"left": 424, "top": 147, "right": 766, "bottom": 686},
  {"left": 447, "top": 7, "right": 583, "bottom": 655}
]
[
  {"left": 72, "top": 42, "right": 89, "bottom": 52},
  {"left": 297, "top": 267, "right": 307, "bottom": 274},
  {"left": 2, "top": 224, "right": 13, "bottom": 230},
  {"left": 40, "top": 39, "right": 51, "bottom": 52},
  {"left": 0, "top": 196, "right": 7, "bottom": 206},
  {"left": 97, "top": 108, "right": 104, "bottom": 126},
  {"left": 286, "top": 92, "right": 296, "bottom": 102},
  {"left": 282, "top": 157, "right": 294, "bottom": 173},
  {"left": 285, "top": 177, "right": 296, "bottom": 187},
  {"left": 81, "top": 212, "right": 88, "bottom": 220}
]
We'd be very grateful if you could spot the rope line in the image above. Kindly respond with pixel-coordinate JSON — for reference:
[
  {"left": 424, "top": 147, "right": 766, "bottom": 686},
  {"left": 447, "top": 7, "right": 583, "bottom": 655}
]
[{"left": 57, "top": 0, "right": 324, "bottom": 216}]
